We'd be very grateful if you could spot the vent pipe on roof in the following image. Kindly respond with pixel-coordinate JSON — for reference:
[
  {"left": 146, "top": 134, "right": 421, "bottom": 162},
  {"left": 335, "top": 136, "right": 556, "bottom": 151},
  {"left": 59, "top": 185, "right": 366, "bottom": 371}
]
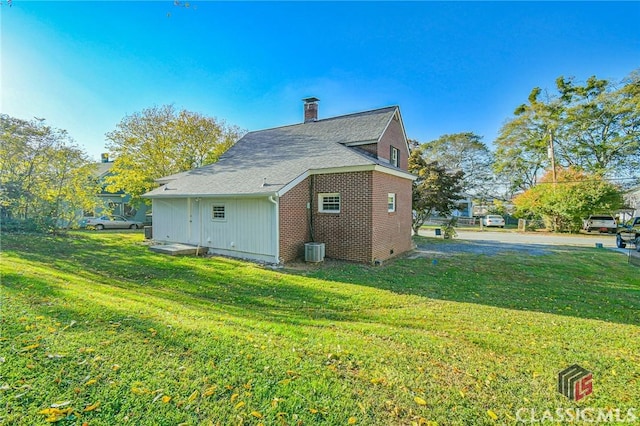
[{"left": 303, "top": 97, "right": 319, "bottom": 123}]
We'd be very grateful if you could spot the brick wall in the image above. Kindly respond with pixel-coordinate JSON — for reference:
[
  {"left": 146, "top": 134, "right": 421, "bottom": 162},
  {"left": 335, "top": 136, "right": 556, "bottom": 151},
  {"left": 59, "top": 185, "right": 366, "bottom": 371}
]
[
  {"left": 313, "top": 171, "right": 373, "bottom": 263},
  {"left": 279, "top": 177, "right": 311, "bottom": 262},
  {"left": 371, "top": 171, "right": 414, "bottom": 262},
  {"left": 377, "top": 116, "right": 409, "bottom": 170},
  {"left": 279, "top": 169, "right": 413, "bottom": 264},
  {"left": 355, "top": 143, "right": 378, "bottom": 156}
]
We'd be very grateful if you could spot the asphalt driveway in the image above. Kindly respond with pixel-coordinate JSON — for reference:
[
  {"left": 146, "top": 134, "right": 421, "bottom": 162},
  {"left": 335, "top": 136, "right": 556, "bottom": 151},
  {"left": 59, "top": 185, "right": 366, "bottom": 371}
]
[{"left": 414, "top": 229, "right": 623, "bottom": 257}]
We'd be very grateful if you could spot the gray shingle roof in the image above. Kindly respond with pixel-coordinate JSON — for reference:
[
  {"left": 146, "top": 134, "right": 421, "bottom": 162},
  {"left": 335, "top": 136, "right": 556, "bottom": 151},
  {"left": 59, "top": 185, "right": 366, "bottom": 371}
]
[{"left": 144, "top": 106, "right": 410, "bottom": 198}]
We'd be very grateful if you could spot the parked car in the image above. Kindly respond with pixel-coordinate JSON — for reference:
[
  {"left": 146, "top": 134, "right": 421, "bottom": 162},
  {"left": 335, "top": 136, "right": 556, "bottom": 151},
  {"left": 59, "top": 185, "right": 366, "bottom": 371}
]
[
  {"left": 582, "top": 214, "right": 617, "bottom": 233},
  {"left": 84, "top": 215, "right": 143, "bottom": 230},
  {"left": 482, "top": 215, "right": 505, "bottom": 228},
  {"left": 616, "top": 217, "right": 640, "bottom": 250}
]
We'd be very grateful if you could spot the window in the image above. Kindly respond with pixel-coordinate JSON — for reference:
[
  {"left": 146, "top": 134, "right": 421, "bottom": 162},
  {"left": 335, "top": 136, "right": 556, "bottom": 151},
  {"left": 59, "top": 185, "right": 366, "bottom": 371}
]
[
  {"left": 388, "top": 193, "right": 396, "bottom": 212},
  {"left": 212, "top": 204, "right": 226, "bottom": 221},
  {"left": 123, "top": 203, "right": 137, "bottom": 217},
  {"left": 390, "top": 146, "right": 399, "bottom": 167},
  {"left": 319, "top": 193, "right": 340, "bottom": 213}
]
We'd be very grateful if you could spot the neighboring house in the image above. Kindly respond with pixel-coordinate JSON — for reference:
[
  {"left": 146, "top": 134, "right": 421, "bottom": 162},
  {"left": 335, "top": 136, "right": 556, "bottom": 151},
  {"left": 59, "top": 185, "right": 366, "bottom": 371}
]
[
  {"left": 144, "top": 98, "right": 416, "bottom": 264},
  {"left": 87, "top": 154, "right": 149, "bottom": 224},
  {"left": 623, "top": 185, "right": 640, "bottom": 219}
]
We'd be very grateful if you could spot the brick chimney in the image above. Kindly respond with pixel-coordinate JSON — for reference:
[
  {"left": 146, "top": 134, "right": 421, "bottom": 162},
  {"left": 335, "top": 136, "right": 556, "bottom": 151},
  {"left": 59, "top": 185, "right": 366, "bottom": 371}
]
[{"left": 303, "top": 97, "right": 319, "bottom": 123}]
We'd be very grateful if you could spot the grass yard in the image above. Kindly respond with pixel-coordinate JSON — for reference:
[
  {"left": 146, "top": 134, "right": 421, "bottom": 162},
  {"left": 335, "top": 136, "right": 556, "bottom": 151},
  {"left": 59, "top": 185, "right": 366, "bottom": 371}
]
[{"left": 1, "top": 232, "right": 639, "bottom": 425}]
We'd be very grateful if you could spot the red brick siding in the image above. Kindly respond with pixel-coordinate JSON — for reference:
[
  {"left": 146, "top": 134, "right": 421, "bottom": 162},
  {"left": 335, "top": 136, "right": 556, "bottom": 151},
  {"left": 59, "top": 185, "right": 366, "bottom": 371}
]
[
  {"left": 355, "top": 143, "right": 378, "bottom": 156},
  {"left": 279, "top": 170, "right": 413, "bottom": 264},
  {"left": 279, "top": 178, "right": 311, "bottom": 262},
  {"left": 371, "top": 171, "right": 414, "bottom": 262},
  {"left": 377, "top": 116, "right": 409, "bottom": 170},
  {"left": 313, "top": 172, "right": 373, "bottom": 263}
]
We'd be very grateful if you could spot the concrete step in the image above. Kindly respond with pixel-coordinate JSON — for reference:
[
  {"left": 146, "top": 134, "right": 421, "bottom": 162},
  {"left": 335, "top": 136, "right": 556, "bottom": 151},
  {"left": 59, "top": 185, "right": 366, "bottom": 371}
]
[{"left": 149, "top": 244, "right": 200, "bottom": 256}]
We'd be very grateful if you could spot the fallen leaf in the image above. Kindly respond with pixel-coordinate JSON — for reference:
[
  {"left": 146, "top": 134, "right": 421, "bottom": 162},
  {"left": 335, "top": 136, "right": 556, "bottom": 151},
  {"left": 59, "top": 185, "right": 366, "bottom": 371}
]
[
  {"left": 251, "top": 411, "right": 263, "bottom": 419},
  {"left": 85, "top": 379, "right": 97, "bottom": 386},
  {"left": 84, "top": 401, "right": 100, "bottom": 412},
  {"left": 235, "top": 401, "right": 245, "bottom": 410},
  {"left": 230, "top": 393, "right": 239, "bottom": 402},
  {"left": 20, "top": 344, "right": 40, "bottom": 352},
  {"left": 414, "top": 396, "right": 427, "bottom": 406},
  {"left": 162, "top": 395, "right": 172, "bottom": 403},
  {"left": 202, "top": 386, "right": 217, "bottom": 397},
  {"left": 131, "top": 386, "right": 149, "bottom": 395},
  {"left": 309, "top": 408, "right": 318, "bottom": 414},
  {"left": 348, "top": 417, "right": 357, "bottom": 425},
  {"left": 187, "top": 390, "right": 199, "bottom": 402},
  {"left": 39, "top": 408, "right": 69, "bottom": 416},
  {"left": 487, "top": 409, "right": 498, "bottom": 420}
]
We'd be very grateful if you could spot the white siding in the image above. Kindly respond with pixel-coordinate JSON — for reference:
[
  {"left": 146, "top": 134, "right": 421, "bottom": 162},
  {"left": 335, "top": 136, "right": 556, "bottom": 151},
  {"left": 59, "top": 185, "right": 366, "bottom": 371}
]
[
  {"left": 152, "top": 198, "right": 189, "bottom": 243},
  {"left": 152, "top": 197, "right": 278, "bottom": 263}
]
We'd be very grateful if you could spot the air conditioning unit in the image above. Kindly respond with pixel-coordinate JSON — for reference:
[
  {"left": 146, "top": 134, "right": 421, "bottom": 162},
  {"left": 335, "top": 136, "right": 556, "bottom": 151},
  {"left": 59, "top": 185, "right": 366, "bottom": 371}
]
[{"left": 304, "top": 242, "right": 325, "bottom": 263}]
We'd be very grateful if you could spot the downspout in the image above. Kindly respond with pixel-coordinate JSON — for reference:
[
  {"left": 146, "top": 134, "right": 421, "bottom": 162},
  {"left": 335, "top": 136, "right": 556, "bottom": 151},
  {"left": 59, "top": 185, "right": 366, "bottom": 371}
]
[
  {"left": 268, "top": 195, "right": 280, "bottom": 263},
  {"left": 196, "top": 197, "right": 202, "bottom": 256},
  {"left": 199, "top": 198, "right": 203, "bottom": 256},
  {"left": 309, "top": 174, "right": 315, "bottom": 242}
]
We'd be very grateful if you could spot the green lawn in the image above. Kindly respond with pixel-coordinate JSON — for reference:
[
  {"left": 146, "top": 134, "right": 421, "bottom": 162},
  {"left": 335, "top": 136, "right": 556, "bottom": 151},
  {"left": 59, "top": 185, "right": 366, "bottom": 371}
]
[{"left": 1, "top": 232, "right": 638, "bottom": 425}]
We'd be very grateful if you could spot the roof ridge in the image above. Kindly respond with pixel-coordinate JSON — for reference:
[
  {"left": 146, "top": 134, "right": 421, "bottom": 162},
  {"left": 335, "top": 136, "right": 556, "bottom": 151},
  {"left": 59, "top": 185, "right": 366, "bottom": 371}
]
[
  {"left": 316, "top": 105, "right": 398, "bottom": 123},
  {"left": 244, "top": 105, "right": 398, "bottom": 134}
]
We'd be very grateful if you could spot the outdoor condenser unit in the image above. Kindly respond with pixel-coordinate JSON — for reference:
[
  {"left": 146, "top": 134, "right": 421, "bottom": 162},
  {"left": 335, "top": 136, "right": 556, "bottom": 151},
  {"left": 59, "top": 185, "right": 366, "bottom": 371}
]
[{"left": 304, "top": 242, "right": 325, "bottom": 263}]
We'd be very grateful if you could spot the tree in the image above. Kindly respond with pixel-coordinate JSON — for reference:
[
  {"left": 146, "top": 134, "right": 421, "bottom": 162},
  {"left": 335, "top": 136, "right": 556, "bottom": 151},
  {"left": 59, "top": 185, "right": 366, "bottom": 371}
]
[
  {"left": 493, "top": 89, "right": 558, "bottom": 193},
  {"left": 512, "top": 167, "right": 624, "bottom": 232},
  {"left": 409, "top": 147, "right": 464, "bottom": 234},
  {"left": 494, "top": 69, "right": 640, "bottom": 192},
  {"left": 558, "top": 74, "right": 640, "bottom": 178},
  {"left": 419, "top": 132, "right": 495, "bottom": 199},
  {"left": 105, "top": 105, "right": 243, "bottom": 203},
  {"left": 0, "top": 114, "right": 100, "bottom": 231}
]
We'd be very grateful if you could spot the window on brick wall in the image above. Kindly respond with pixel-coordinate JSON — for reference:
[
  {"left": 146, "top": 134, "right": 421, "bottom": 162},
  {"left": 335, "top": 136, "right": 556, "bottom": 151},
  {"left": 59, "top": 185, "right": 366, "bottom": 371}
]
[
  {"left": 390, "top": 146, "right": 399, "bottom": 167},
  {"left": 319, "top": 193, "right": 340, "bottom": 213},
  {"left": 388, "top": 193, "right": 396, "bottom": 212},
  {"left": 212, "top": 204, "right": 226, "bottom": 221}
]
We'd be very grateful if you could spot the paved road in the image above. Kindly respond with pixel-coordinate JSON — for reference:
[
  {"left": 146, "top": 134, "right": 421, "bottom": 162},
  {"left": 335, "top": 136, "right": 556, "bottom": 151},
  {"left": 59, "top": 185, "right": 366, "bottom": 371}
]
[{"left": 418, "top": 229, "right": 618, "bottom": 248}]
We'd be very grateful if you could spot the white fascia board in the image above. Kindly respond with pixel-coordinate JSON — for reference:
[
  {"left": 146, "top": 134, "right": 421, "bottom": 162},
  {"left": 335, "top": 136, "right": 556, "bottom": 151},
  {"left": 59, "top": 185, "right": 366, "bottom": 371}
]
[
  {"left": 276, "top": 171, "right": 310, "bottom": 197},
  {"left": 144, "top": 191, "right": 279, "bottom": 199},
  {"left": 277, "top": 165, "right": 416, "bottom": 197},
  {"left": 373, "top": 165, "right": 417, "bottom": 181},
  {"left": 308, "top": 164, "right": 416, "bottom": 180},
  {"left": 379, "top": 107, "right": 411, "bottom": 154}
]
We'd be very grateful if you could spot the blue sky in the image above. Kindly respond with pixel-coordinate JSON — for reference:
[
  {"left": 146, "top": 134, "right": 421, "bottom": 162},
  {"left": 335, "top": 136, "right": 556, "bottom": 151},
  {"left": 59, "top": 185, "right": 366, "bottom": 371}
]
[{"left": 2, "top": 1, "right": 639, "bottom": 161}]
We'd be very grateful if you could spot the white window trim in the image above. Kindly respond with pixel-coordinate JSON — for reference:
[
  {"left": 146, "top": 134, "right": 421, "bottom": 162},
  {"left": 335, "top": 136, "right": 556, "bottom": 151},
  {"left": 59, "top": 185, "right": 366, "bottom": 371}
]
[
  {"left": 388, "top": 193, "right": 396, "bottom": 212},
  {"left": 318, "top": 193, "right": 341, "bottom": 213},
  {"left": 391, "top": 147, "right": 399, "bottom": 167},
  {"left": 212, "top": 204, "right": 226, "bottom": 221}
]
